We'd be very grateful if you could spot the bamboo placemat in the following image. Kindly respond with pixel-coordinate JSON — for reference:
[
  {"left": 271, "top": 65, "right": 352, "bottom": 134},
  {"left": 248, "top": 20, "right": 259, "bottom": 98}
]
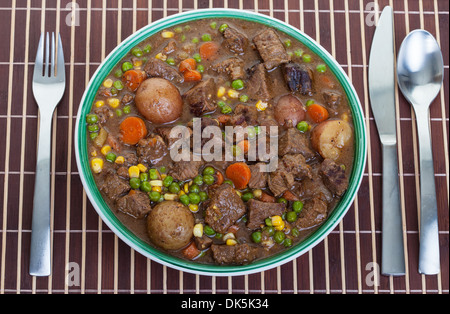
[{"left": 0, "top": 0, "right": 448, "bottom": 294}]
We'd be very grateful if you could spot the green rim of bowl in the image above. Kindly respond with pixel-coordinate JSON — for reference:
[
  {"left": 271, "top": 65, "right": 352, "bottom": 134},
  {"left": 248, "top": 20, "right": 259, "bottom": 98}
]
[{"left": 75, "top": 9, "right": 367, "bottom": 276}]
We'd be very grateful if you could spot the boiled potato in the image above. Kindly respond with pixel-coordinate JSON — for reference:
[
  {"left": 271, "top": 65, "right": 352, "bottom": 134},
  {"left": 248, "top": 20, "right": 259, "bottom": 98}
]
[
  {"left": 274, "top": 95, "right": 306, "bottom": 127},
  {"left": 311, "top": 119, "right": 353, "bottom": 161},
  {"left": 135, "top": 78, "right": 183, "bottom": 124},
  {"left": 147, "top": 201, "right": 194, "bottom": 251}
]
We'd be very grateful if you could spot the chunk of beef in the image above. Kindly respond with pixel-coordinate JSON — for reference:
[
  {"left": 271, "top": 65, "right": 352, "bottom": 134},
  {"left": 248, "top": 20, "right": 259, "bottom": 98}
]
[
  {"left": 247, "top": 199, "right": 286, "bottom": 230},
  {"left": 116, "top": 190, "right": 152, "bottom": 219},
  {"left": 99, "top": 171, "right": 131, "bottom": 202},
  {"left": 278, "top": 128, "right": 315, "bottom": 160},
  {"left": 122, "top": 151, "right": 138, "bottom": 167},
  {"left": 156, "top": 126, "right": 193, "bottom": 150},
  {"left": 322, "top": 91, "right": 341, "bottom": 109},
  {"left": 168, "top": 152, "right": 204, "bottom": 181},
  {"left": 319, "top": 159, "right": 348, "bottom": 196},
  {"left": 143, "top": 58, "right": 183, "bottom": 83},
  {"left": 194, "top": 235, "right": 213, "bottom": 250},
  {"left": 205, "top": 184, "right": 246, "bottom": 234},
  {"left": 230, "top": 104, "right": 259, "bottom": 128},
  {"left": 282, "top": 154, "right": 312, "bottom": 179},
  {"left": 136, "top": 134, "right": 168, "bottom": 166},
  {"left": 294, "top": 198, "right": 328, "bottom": 230},
  {"left": 248, "top": 162, "right": 268, "bottom": 189},
  {"left": 183, "top": 78, "right": 216, "bottom": 116},
  {"left": 121, "top": 93, "right": 134, "bottom": 105},
  {"left": 212, "top": 57, "right": 245, "bottom": 80},
  {"left": 253, "top": 29, "right": 291, "bottom": 70},
  {"left": 93, "top": 106, "right": 113, "bottom": 125},
  {"left": 246, "top": 63, "right": 271, "bottom": 102},
  {"left": 282, "top": 63, "right": 314, "bottom": 96},
  {"left": 297, "top": 164, "right": 333, "bottom": 203},
  {"left": 223, "top": 27, "right": 248, "bottom": 54},
  {"left": 211, "top": 243, "right": 259, "bottom": 265},
  {"left": 267, "top": 162, "right": 295, "bottom": 197},
  {"left": 163, "top": 40, "right": 177, "bottom": 54}
]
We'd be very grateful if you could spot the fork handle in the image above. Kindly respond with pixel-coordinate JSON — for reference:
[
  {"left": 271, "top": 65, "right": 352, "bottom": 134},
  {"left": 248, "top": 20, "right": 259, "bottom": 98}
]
[{"left": 29, "top": 111, "right": 53, "bottom": 276}]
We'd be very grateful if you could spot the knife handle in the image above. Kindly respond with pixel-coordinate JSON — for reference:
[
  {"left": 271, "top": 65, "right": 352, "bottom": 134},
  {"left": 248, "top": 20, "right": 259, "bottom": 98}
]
[{"left": 381, "top": 142, "right": 406, "bottom": 276}]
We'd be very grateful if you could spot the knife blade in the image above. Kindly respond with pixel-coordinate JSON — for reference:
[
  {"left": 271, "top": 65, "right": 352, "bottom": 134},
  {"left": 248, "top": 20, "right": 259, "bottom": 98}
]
[{"left": 368, "top": 6, "right": 406, "bottom": 276}]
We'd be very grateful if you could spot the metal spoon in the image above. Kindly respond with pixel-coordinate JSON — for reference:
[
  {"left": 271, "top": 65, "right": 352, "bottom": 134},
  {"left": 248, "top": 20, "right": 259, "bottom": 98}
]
[{"left": 397, "top": 30, "right": 443, "bottom": 275}]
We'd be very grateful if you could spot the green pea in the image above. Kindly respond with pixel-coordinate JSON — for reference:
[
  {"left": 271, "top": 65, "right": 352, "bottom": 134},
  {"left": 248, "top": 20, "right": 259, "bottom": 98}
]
[
  {"left": 263, "top": 226, "right": 275, "bottom": 236},
  {"left": 149, "top": 191, "right": 161, "bottom": 202},
  {"left": 204, "top": 225, "right": 215, "bottom": 236},
  {"left": 254, "top": 126, "right": 262, "bottom": 135},
  {"left": 184, "top": 25, "right": 191, "bottom": 32},
  {"left": 316, "top": 64, "right": 327, "bottom": 73},
  {"left": 302, "top": 53, "right": 312, "bottom": 63},
  {"left": 274, "top": 231, "right": 286, "bottom": 244},
  {"left": 174, "top": 26, "right": 183, "bottom": 33},
  {"left": 305, "top": 99, "right": 315, "bottom": 107},
  {"left": 283, "top": 238, "right": 293, "bottom": 247},
  {"left": 251, "top": 231, "right": 262, "bottom": 243},
  {"left": 149, "top": 169, "right": 159, "bottom": 180},
  {"left": 291, "top": 227, "right": 300, "bottom": 237},
  {"left": 115, "top": 109, "right": 122, "bottom": 117},
  {"left": 193, "top": 53, "right": 201, "bottom": 63},
  {"left": 105, "top": 152, "right": 116, "bottom": 163},
  {"left": 189, "top": 184, "right": 200, "bottom": 194},
  {"left": 140, "top": 172, "right": 148, "bottom": 182},
  {"left": 265, "top": 217, "right": 272, "bottom": 226},
  {"left": 131, "top": 47, "right": 143, "bottom": 57},
  {"left": 110, "top": 87, "right": 118, "bottom": 96},
  {"left": 113, "top": 80, "right": 124, "bottom": 90},
  {"left": 203, "top": 166, "right": 215, "bottom": 175},
  {"left": 294, "top": 49, "right": 304, "bottom": 57},
  {"left": 159, "top": 166, "right": 167, "bottom": 173},
  {"left": 166, "top": 57, "right": 176, "bottom": 66},
  {"left": 221, "top": 105, "right": 232, "bottom": 114},
  {"left": 123, "top": 105, "right": 131, "bottom": 114},
  {"left": 203, "top": 174, "right": 215, "bottom": 185},
  {"left": 239, "top": 94, "right": 249, "bottom": 103},
  {"left": 246, "top": 126, "right": 256, "bottom": 139},
  {"left": 199, "top": 191, "right": 208, "bottom": 202},
  {"left": 210, "top": 22, "right": 217, "bottom": 29},
  {"left": 217, "top": 101, "right": 226, "bottom": 108},
  {"left": 163, "top": 175, "right": 174, "bottom": 187},
  {"left": 179, "top": 194, "right": 190, "bottom": 206},
  {"left": 219, "top": 23, "right": 228, "bottom": 33},
  {"left": 286, "top": 211, "right": 298, "bottom": 223},
  {"left": 143, "top": 44, "right": 152, "bottom": 53},
  {"left": 89, "top": 132, "right": 98, "bottom": 140},
  {"left": 122, "top": 61, "right": 133, "bottom": 72},
  {"left": 215, "top": 232, "right": 223, "bottom": 239},
  {"left": 140, "top": 181, "right": 151, "bottom": 193},
  {"left": 87, "top": 124, "right": 99, "bottom": 132},
  {"left": 196, "top": 64, "right": 205, "bottom": 73},
  {"left": 201, "top": 33, "right": 212, "bottom": 42},
  {"left": 191, "top": 37, "right": 199, "bottom": 44},
  {"left": 296, "top": 121, "right": 309, "bottom": 133},
  {"left": 129, "top": 177, "right": 141, "bottom": 189},
  {"left": 193, "top": 175, "right": 203, "bottom": 186},
  {"left": 241, "top": 192, "right": 254, "bottom": 202},
  {"left": 293, "top": 201, "right": 304, "bottom": 213},
  {"left": 223, "top": 180, "right": 234, "bottom": 187},
  {"left": 188, "top": 192, "right": 200, "bottom": 205},
  {"left": 114, "top": 69, "right": 123, "bottom": 78},
  {"left": 284, "top": 39, "right": 291, "bottom": 48},
  {"left": 86, "top": 114, "right": 98, "bottom": 124},
  {"left": 180, "top": 34, "right": 186, "bottom": 42},
  {"left": 277, "top": 197, "right": 287, "bottom": 204},
  {"left": 231, "top": 79, "right": 244, "bottom": 90},
  {"left": 168, "top": 182, "right": 180, "bottom": 194}
]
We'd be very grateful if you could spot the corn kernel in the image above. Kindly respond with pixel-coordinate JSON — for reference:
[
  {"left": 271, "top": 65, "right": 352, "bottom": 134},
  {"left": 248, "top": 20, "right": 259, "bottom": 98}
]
[
  {"left": 226, "top": 239, "right": 237, "bottom": 246},
  {"left": 164, "top": 193, "right": 178, "bottom": 201},
  {"left": 223, "top": 232, "right": 235, "bottom": 241},
  {"left": 184, "top": 183, "right": 190, "bottom": 194},
  {"left": 161, "top": 173, "right": 167, "bottom": 179},
  {"left": 274, "top": 220, "right": 285, "bottom": 231},
  {"left": 103, "top": 78, "right": 113, "bottom": 88},
  {"left": 235, "top": 190, "right": 242, "bottom": 197},
  {"left": 227, "top": 89, "right": 239, "bottom": 99},
  {"left": 152, "top": 186, "right": 162, "bottom": 193},
  {"left": 193, "top": 223, "right": 203, "bottom": 237},
  {"left": 90, "top": 150, "right": 97, "bottom": 157},
  {"left": 161, "top": 31, "right": 175, "bottom": 38},
  {"left": 253, "top": 189, "right": 262, "bottom": 199},
  {"left": 255, "top": 100, "right": 268, "bottom": 111},
  {"left": 95, "top": 100, "right": 105, "bottom": 108},
  {"left": 179, "top": 190, "right": 186, "bottom": 196},
  {"left": 149, "top": 180, "right": 163, "bottom": 187},
  {"left": 217, "top": 86, "right": 226, "bottom": 98},
  {"left": 133, "top": 59, "right": 143, "bottom": 68},
  {"left": 271, "top": 215, "right": 283, "bottom": 227},
  {"left": 342, "top": 113, "right": 349, "bottom": 122},
  {"left": 100, "top": 145, "right": 111, "bottom": 155},
  {"left": 155, "top": 52, "right": 167, "bottom": 61},
  {"left": 128, "top": 166, "right": 140, "bottom": 178},
  {"left": 115, "top": 156, "right": 125, "bottom": 164},
  {"left": 107, "top": 97, "right": 120, "bottom": 109},
  {"left": 137, "top": 163, "right": 147, "bottom": 173},
  {"left": 189, "top": 204, "right": 199, "bottom": 213},
  {"left": 91, "top": 158, "right": 104, "bottom": 174}
]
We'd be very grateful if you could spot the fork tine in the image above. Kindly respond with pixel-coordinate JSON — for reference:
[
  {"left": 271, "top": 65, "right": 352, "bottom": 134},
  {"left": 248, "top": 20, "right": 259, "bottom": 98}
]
[
  {"left": 33, "top": 33, "right": 44, "bottom": 78},
  {"left": 56, "top": 33, "right": 65, "bottom": 80},
  {"left": 44, "top": 32, "right": 49, "bottom": 77},
  {"left": 50, "top": 32, "right": 55, "bottom": 77}
]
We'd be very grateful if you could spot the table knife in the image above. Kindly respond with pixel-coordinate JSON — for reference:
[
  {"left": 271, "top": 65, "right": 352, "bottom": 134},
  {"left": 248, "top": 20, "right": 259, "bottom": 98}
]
[{"left": 368, "top": 6, "right": 406, "bottom": 276}]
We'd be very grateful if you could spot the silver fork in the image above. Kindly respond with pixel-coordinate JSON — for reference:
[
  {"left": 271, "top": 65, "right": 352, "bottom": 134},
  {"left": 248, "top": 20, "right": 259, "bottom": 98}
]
[{"left": 30, "top": 32, "right": 66, "bottom": 276}]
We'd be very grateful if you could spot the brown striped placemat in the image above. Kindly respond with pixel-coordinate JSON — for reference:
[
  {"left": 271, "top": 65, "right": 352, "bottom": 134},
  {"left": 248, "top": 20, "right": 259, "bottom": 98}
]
[{"left": 0, "top": 0, "right": 448, "bottom": 294}]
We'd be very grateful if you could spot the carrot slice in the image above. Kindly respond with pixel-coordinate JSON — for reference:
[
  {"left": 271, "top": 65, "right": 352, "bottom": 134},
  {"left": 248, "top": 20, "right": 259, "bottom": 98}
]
[
  {"left": 119, "top": 116, "right": 148, "bottom": 145},
  {"left": 307, "top": 104, "right": 329, "bottom": 123},
  {"left": 259, "top": 192, "right": 276, "bottom": 203},
  {"left": 237, "top": 139, "right": 250, "bottom": 154},
  {"left": 122, "top": 69, "right": 146, "bottom": 91},
  {"left": 178, "top": 58, "right": 196, "bottom": 73},
  {"left": 184, "top": 70, "right": 202, "bottom": 82},
  {"left": 199, "top": 42, "right": 219, "bottom": 61},
  {"left": 282, "top": 190, "right": 299, "bottom": 201},
  {"left": 215, "top": 171, "right": 224, "bottom": 185},
  {"left": 225, "top": 162, "right": 251, "bottom": 190},
  {"left": 182, "top": 241, "right": 201, "bottom": 260}
]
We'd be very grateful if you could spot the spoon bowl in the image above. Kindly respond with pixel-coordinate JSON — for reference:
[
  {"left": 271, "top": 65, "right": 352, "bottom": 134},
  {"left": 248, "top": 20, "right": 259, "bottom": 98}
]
[{"left": 397, "top": 29, "right": 443, "bottom": 275}]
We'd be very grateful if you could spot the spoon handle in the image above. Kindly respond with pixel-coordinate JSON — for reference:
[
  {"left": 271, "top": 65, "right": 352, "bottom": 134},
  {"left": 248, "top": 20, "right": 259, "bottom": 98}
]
[{"left": 415, "top": 107, "right": 440, "bottom": 275}]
